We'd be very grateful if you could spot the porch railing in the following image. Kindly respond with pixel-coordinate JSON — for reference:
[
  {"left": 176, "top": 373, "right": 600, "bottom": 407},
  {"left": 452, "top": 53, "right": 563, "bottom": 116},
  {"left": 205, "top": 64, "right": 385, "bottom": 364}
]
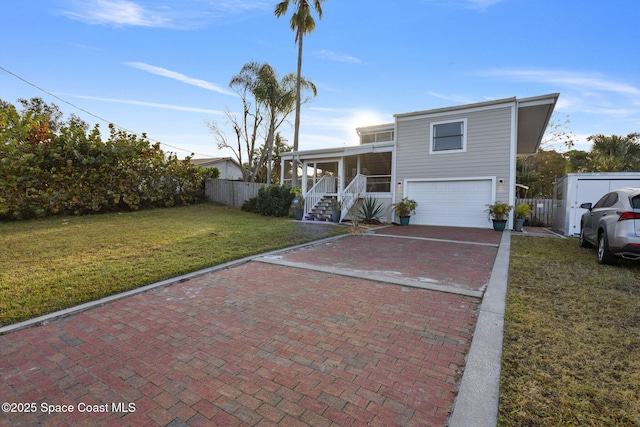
[
  {"left": 305, "top": 175, "right": 337, "bottom": 215},
  {"left": 340, "top": 174, "right": 367, "bottom": 219}
]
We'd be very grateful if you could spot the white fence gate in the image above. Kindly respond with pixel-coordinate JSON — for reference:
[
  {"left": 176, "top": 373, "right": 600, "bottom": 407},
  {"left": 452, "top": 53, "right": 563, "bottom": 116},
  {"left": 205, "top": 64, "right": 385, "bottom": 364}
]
[{"left": 205, "top": 179, "right": 262, "bottom": 208}]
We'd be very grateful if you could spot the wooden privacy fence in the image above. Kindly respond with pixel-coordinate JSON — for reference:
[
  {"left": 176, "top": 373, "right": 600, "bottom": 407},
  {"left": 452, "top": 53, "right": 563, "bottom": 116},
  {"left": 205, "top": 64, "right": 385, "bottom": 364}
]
[
  {"left": 516, "top": 197, "right": 553, "bottom": 227},
  {"left": 205, "top": 179, "right": 262, "bottom": 208}
]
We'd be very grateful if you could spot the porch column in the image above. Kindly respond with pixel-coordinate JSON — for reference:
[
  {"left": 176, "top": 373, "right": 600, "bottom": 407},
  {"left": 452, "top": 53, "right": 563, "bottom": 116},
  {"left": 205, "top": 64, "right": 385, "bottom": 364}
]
[
  {"left": 279, "top": 157, "right": 285, "bottom": 186},
  {"left": 338, "top": 158, "right": 344, "bottom": 194},
  {"left": 301, "top": 161, "right": 308, "bottom": 195}
]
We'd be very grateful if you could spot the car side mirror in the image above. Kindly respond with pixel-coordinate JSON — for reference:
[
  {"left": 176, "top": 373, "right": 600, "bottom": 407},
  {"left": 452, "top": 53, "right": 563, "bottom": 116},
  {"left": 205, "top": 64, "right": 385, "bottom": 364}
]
[{"left": 580, "top": 202, "right": 592, "bottom": 211}]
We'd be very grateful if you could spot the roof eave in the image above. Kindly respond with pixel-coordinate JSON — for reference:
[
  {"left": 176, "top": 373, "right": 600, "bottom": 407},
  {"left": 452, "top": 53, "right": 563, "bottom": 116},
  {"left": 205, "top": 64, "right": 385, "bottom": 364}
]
[
  {"left": 393, "top": 96, "right": 518, "bottom": 119},
  {"left": 281, "top": 140, "right": 395, "bottom": 160},
  {"left": 516, "top": 93, "right": 560, "bottom": 155}
]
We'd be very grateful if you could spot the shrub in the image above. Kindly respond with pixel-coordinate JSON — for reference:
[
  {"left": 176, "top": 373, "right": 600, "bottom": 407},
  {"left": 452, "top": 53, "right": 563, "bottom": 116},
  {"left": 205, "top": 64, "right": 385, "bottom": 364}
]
[
  {"left": 241, "top": 197, "right": 259, "bottom": 213},
  {"left": 256, "top": 185, "right": 295, "bottom": 217},
  {"left": 358, "top": 197, "right": 385, "bottom": 224},
  {"left": 0, "top": 98, "right": 209, "bottom": 220}
]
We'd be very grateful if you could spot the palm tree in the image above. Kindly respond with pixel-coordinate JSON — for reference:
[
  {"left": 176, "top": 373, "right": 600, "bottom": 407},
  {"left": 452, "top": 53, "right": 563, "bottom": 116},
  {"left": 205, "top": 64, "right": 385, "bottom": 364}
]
[
  {"left": 250, "top": 63, "right": 316, "bottom": 185},
  {"left": 274, "top": 0, "right": 325, "bottom": 188},
  {"left": 230, "top": 62, "right": 316, "bottom": 184},
  {"left": 588, "top": 133, "right": 640, "bottom": 172}
]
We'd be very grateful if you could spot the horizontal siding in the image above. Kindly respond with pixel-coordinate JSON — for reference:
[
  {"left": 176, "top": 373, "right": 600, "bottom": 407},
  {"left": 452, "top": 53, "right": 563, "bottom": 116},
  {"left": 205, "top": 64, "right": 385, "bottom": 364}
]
[{"left": 395, "top": 106, "right": 513, "bottom": 203}]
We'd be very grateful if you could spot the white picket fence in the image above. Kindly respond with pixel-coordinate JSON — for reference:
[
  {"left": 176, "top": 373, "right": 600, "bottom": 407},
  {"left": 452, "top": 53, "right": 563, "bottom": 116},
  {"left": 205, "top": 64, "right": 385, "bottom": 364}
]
[
  {"left": 516, "top": 197, "right": 553, "bottom": 227},
  {"left": 205, "top": 179, "right": 262, "bottom": 208}
]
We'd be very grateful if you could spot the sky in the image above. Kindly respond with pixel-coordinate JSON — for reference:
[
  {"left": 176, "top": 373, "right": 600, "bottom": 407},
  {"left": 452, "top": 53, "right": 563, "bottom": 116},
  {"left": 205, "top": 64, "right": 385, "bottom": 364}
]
[{"left": 2, "top": 0, "right": 639, "bottom": 159}]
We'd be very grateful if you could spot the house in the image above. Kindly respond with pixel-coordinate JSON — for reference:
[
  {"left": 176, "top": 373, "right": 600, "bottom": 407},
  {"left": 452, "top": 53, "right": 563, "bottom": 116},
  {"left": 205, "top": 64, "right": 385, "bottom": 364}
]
[
  {"left": 190, "top": 157, "right": 243, "bottom": 181},
  {"left": 280, "top": 93, "right": 559, "bottom": 228}
]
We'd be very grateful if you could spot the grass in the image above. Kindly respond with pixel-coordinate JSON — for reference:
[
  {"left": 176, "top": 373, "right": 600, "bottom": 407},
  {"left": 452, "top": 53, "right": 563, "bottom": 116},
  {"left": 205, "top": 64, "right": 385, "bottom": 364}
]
[
  {"left": 0, "top": 203, "right": 346, "bottom": 326},
  {"left": 499, "top": 235, "right": 640, "bottom": 426}
]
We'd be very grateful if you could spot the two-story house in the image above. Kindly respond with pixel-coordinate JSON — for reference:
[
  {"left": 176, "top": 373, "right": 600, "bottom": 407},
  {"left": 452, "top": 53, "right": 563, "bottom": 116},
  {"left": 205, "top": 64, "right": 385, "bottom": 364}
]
[{"left": 280, "top": 93, "right": 559, "bottom": 229}]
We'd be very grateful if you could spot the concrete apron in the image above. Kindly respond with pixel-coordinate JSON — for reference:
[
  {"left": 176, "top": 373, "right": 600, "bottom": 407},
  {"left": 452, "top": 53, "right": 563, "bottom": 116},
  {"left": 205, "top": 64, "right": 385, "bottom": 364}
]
[
  {"left": 254, "top": 231, "right": 499, "bottom": 299},
  {"left": 255, "top": 236, "right": 488, "bottom": 298}
]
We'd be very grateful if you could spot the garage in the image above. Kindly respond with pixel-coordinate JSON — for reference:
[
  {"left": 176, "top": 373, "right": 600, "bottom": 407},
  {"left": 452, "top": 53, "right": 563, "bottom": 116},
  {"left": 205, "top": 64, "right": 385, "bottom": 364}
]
[
  {"left": 552, "top": 172, "right": 640, "bottom": 236},
  {"left": 405, "top": 178, "right": 494, "bottom": 228}
]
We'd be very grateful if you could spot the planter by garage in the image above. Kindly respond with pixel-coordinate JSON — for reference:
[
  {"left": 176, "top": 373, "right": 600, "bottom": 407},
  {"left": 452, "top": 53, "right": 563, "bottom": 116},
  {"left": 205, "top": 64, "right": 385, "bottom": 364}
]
[
  {"left": 513, "top": 218, "right": 525, "bottom": 232},
  {"left": 513, "top": 202, "right": 531, "bottom": 232},
  {"left": 492, "top": 219, "right": 508, "bottom": 231},
  {"left": 393, "top": 198, "right": 418, "bottom": 227},
  {"left": 487, "top": 202, "right": 513, "bottom": 232},
  {"left": 331, "top": 210, "right": 341, "bottom": 223}
]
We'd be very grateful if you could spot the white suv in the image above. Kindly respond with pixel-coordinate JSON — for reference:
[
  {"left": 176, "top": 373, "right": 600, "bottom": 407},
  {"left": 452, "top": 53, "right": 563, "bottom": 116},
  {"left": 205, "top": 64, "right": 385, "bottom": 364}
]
[{"left": 579, "top": 187, "right": 640, "bottom": 265}]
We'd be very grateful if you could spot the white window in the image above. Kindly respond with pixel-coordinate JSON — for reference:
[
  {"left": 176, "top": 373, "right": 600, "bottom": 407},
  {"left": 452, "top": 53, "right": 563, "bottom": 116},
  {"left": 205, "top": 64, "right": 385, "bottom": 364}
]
[
  {"left": 360, "top": 130, "right": 394, "bottom": 144},
  {"left": 430, "top": 119, "right": 467, "bottom": 154}
]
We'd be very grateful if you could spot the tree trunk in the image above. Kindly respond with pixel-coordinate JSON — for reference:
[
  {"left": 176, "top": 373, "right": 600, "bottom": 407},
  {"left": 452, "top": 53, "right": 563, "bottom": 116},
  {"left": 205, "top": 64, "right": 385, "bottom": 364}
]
[
  {"left": 291, "top": 29, "right": 303, "bottom": 189},
  {"left": 266, "top": 115, "right": 276, "bottom": 185}
]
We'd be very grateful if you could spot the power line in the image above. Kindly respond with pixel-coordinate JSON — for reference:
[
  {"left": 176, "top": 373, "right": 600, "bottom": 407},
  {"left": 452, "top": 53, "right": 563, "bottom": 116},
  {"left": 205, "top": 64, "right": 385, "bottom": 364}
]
[{"left": 0, "top": 65, "right": 216, "bottom": 158}]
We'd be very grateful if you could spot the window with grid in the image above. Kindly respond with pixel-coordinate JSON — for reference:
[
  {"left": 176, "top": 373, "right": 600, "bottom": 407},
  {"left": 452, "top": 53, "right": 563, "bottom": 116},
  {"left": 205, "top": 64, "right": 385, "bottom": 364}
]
[{"left": 431, "top": 119, "right": 466, "bottom": 153}]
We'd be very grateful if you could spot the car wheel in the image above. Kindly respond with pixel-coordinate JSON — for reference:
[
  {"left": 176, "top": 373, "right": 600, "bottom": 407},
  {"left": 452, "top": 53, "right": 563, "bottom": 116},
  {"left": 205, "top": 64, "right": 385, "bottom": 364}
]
[
  {"left": 597, "top": 231, "right": 618, "bottom": 265},
  {"left": 579, "top": 226, "right": 592, "bottom": 248}
]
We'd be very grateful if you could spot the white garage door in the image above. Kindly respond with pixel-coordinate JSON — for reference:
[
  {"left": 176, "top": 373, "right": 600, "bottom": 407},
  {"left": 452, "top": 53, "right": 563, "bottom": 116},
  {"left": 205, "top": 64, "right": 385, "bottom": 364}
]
[{"left": 406, "top": 179, "right": 493, "bottom": 228}]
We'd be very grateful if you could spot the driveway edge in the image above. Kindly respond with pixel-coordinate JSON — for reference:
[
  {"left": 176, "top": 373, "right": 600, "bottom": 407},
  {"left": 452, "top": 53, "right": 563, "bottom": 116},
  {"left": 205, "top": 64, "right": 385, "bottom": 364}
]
[
  {"left": 448, "top": 230, "right": 511, "bottom": 427},
  {"left": 0, "top": 233, "right": 349, "bottom": 335}
]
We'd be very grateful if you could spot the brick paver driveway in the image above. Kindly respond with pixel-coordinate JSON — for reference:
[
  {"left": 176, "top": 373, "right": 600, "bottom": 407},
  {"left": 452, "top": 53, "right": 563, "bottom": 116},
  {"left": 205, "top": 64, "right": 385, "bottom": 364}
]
[{"left": 1, "top": 225, "right": 499, "bottom": 426}]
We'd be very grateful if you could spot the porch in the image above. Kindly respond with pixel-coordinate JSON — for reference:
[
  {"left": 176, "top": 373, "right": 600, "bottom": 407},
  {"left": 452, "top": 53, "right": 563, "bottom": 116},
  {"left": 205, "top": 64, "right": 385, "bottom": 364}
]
[{"left": 280, "top": 141, "right": 395, "bottom": 222}]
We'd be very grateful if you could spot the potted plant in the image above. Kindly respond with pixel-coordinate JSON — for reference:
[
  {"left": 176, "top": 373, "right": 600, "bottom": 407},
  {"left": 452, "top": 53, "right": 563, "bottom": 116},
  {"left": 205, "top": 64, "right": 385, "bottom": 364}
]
[
  {"left": 513, "top": 202, "right": 532, "bottom": 232},
  {"left": 393, "top": 197, "right": 418, "bottom": 226},
  {"left": 292, "top": 193, "right": 305, "bottom": 220},
  {"left": 331, "top": 199, "right": 342, "bottom": 223},
  {"left": 486, "top": 201, "right": 513, "bottom": 231}
]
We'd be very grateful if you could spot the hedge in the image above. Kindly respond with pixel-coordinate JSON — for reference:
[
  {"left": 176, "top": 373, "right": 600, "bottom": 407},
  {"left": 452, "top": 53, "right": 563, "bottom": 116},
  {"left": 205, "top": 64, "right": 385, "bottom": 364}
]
[{"left": 0, "top": 98, "right": 218, "bottom": 220}]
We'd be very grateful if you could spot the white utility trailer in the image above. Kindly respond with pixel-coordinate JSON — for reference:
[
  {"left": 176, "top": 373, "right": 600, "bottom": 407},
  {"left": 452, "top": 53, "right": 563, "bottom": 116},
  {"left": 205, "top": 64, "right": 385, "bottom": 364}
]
[{"left": 552, "top": 172, "right": 640, "bottom": 236}]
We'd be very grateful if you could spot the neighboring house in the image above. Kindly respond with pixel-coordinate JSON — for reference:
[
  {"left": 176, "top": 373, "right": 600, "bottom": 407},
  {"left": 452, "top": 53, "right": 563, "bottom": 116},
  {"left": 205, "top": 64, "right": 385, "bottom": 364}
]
[
  {"left": 190, "top": 157, "right": 243, "bottom": 181},
  {"left": 280, "top": 93, "right": 559, "bottom": 228}
]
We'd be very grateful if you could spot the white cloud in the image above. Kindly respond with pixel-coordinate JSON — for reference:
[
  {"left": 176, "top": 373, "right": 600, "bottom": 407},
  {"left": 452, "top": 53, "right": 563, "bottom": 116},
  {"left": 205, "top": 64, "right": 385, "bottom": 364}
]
[
  {"left": 313, "top": 50, "right": 362, "bottom": 64},
  {"left": 125, "top": 62, "right": 236, "bottom": 96},
  {"left": 483, "top": 68, "right": 640, "bottom": 98},
  {"left": 464, "top": 0, "right": 504, "bottom": 10},
  {"left": 479, "top": 68, "right": 640, "bottom": 144},
  {"left": 63, "top": 0, "right": 172, "bottom": 27},
  {"left": 427, "top": 91, "right": 477, "bottom": 105},
  {"left": 481, "top": 68, "right": 640, "bottom": 123},
  {"left": 67, "top": 93, "right": 225, "bottom": 115},
  {"left": 208, "top": 1, "right": 272, "bottom": 14},
  {"left": 421, "top": 0, "right": 504, "bottom": 11},
  {"left": 61, "top": 0, "right": 271, "bottom": 29}
]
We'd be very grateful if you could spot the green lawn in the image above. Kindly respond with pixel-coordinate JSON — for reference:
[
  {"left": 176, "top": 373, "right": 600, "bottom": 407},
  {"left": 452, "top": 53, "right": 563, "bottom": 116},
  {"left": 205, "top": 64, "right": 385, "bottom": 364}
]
[
  {"left": 500, "top": 236, "right": 640, "bottom": 426},
  {"left": 0, "top": 203, "right": 346, "bottom": 326}
]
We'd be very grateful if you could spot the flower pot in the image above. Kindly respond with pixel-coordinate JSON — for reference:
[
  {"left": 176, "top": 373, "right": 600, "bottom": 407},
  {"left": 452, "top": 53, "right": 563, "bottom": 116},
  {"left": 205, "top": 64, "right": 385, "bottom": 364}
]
[
  {"left": 400, "top": 216, "right": 410, "bottom": 226},
  {"left": 331, "top": 210, "right": 341, "bottom": 223},
  {"left": 295, "top": 208, "right": 304, "bottom": 221},
  {"left": 513, "top": 218, "right": 525, "bottom": 232},
  {"left": 492, "top": 219, "right": 507, "bottom": 231}
]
